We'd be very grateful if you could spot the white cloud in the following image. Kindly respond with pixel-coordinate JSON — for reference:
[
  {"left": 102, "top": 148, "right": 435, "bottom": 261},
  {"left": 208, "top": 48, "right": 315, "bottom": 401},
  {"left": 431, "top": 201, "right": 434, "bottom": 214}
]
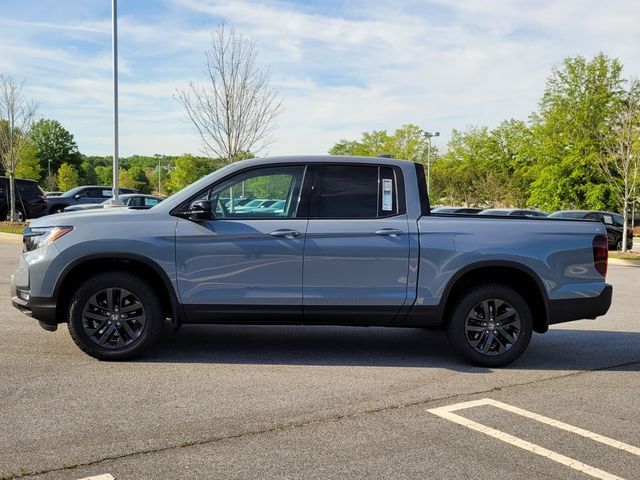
[{"left": 1, "top": 0, "right": 639, "bottom": 157}]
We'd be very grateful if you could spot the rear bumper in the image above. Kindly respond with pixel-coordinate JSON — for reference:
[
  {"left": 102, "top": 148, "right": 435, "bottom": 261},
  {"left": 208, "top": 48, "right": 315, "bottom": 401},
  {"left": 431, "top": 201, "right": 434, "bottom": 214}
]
[{"left": 547, "top": 284, "right": 613, "bottom": 325}]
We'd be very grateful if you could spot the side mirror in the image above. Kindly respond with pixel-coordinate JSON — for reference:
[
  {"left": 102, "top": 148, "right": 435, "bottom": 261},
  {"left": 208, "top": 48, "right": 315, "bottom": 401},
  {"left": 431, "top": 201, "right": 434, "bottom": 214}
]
[
  {"left": 188, "top": 199, "right": 214, "bottom": 221},
  {"left": 74, "top": 194, "right": 82, "bottom": 200}
]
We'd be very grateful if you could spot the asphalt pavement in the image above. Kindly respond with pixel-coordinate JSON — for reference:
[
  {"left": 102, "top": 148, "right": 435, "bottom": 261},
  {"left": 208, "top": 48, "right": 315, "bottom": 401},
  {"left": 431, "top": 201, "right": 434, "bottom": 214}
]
[{"left": 0, "top": 241, "right": 638, "bottom": 480}]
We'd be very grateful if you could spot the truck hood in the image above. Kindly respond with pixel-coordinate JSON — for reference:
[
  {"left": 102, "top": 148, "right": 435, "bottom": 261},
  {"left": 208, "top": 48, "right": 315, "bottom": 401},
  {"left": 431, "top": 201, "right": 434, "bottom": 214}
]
[{"left": 29, "top": 206, "right": 152, "bottom": 227}]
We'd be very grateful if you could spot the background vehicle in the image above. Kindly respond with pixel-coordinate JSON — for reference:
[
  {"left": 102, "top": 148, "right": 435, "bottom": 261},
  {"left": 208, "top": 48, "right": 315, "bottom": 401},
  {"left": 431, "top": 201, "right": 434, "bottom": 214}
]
[
  {"left": 0, "top": 177, "right": 47, "bottom": 221},
  {"left": 46, "top": 186, "right": 138, "bottom": 214},
  {"left": 479, "top": 208, "right": 548, "bottom": 217},
  {"left": 549, "top": 210, "right": 633, "bottom": 250},
  {"left": 63, "top": 194, "right": 164, "bottom": 212},
  {"left": 431, "top": 207, "right": 483, "bottom": 214},
  {"left": 12, "top": 156, "right": 611, "bottom": 367},
  {"left": 233, "top": 198, "right": 278, "bottom": 213}
]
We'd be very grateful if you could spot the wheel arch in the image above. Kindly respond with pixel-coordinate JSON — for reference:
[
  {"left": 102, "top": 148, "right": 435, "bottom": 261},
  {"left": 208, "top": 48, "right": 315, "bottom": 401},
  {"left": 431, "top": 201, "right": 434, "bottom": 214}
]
[
  {"left": 53, "top": 253, "right": 183, "bottom": 327},
  {"left": 440, "top": 261, "right": 549, "bottom": 334}
]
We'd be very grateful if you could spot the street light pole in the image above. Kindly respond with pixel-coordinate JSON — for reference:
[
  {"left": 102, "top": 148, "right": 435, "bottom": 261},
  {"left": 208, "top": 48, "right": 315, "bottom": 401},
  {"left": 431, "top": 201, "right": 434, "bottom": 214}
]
[
  {"left": 423, "top": 131, "right": 440, "bottom": 194},
  {"left": 47, "top": 159, "right": 51, "bottom": 192},
  {"left": 157, "top": 156, "right": 161, "bottom": 194},
  {"left": 108, "top": 0, "right": 122, "bottom": 206}
]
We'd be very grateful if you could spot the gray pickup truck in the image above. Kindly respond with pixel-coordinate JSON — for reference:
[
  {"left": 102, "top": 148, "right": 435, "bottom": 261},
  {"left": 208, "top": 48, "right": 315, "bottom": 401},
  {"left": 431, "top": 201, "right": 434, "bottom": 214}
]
[{"left": 11, "top": 156, "right": 612, "bottom": 366}]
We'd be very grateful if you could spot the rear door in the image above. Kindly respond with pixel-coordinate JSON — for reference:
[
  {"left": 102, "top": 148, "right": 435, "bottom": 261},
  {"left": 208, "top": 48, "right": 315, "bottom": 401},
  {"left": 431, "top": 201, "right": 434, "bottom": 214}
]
[
  {"left": 303, "top": 164, "right": 410, "bottom": 323},
  {"left": 175, "top": 164, "right": 310, "bottom": 322}
]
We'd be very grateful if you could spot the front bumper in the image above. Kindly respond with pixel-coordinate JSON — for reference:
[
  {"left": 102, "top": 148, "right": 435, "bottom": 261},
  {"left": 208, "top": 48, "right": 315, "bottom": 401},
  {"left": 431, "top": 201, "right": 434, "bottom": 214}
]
[
  {"left": 547, "top": 284, "right": 613, "bottom": 325},
  {"left": 11, "top": 274, "right": 59, "bottom": 330}
]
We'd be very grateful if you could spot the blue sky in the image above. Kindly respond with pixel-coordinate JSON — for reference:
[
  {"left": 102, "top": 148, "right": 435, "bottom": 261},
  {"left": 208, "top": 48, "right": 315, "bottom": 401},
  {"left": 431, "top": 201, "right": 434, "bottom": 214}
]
[{"left": 1, "top": 0, "right": 639, "bottom": 157}]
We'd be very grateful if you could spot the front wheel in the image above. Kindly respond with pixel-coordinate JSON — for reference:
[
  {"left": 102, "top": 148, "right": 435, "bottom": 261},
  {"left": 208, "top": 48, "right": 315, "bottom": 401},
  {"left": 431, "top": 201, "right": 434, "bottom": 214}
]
[
  {"left": 68, "top": 272, "right": 163, "bottom": 360},
  {"left": 446, "top": 284, "right": 533, "bottom": 367}
]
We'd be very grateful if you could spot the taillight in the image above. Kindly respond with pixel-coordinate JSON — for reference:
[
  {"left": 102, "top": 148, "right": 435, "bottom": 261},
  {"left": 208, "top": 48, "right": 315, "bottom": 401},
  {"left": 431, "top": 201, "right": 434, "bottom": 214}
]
[{"left": 593, "top": 234, "right": 608, "bottom": 277}]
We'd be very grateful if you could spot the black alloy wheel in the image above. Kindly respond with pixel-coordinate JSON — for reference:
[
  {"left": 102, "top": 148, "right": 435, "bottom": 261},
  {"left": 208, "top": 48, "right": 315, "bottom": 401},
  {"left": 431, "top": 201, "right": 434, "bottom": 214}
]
[
  {"left": 81, "top": 287, "right": 147, "bottom": 349},
  {"left": 446, "top": 283, "right": 533, "bottom": 367},
  {"left": 68, "top": 271, "right": 163, "bottom": 360}
]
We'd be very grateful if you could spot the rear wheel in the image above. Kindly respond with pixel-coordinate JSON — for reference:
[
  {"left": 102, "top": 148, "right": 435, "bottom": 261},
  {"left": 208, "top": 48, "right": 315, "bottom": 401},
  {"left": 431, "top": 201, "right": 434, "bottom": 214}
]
[
  {"left": 446, "top": 284, "right": 533, "bottom": 367},
  {"left": 4, "top": 208, "right": 25, "bottom": 221},
  {"left": 68, "top": 271, "right": 162, "bottom": 360}
]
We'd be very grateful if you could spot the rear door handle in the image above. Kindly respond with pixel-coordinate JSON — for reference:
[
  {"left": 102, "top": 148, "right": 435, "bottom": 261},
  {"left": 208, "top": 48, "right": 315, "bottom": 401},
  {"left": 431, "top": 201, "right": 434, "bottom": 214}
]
[
  {"left": 374, "top": 228, "right": 404, "bottom": 237},
  {"left": 270, "top": 229, "right": 301, "bottom": 239}
]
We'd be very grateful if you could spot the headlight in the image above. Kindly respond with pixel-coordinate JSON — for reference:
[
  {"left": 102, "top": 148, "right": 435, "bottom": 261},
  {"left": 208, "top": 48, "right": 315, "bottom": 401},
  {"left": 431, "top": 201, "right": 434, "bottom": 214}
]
[{"left": 23, "top": 226, "right": 74, "bottom": 252}]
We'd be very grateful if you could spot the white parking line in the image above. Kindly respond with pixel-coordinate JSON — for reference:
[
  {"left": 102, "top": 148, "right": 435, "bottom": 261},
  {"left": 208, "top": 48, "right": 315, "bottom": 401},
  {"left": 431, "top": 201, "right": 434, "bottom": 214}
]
[
  {"left": 428, "top": 398, "right": 640, "bottom": 480},
  {"left": 76, "top": 474, "right": 115, "bottom": 480}
]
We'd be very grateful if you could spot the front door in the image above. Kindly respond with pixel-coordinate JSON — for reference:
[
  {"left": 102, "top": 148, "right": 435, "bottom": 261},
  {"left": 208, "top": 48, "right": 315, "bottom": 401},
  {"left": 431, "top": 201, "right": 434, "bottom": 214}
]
[
  {"left": 175, "top": 164, "right": 309, "bottom": 323},
  {"left": 303, "top": 164, "right": 411, "bottom": 323}
]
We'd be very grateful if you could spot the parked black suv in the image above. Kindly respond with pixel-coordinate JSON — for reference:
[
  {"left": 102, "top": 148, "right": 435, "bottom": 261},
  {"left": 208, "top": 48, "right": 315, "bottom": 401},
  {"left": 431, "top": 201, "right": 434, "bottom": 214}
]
[
  {"left": 46, "top": 186, "right": 138, "bottom": 214},
  {"left": 0, "top": 177, "right": 47, "bottom": 221},
  {"left": 549, "top": 210, "right": 634, "bottom": 250}
]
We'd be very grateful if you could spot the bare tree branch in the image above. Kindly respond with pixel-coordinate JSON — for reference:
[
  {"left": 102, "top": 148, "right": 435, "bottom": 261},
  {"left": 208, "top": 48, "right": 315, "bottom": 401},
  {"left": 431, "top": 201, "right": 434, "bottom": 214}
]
[
  {"left": 0, "top": 73, "right": 38, "bottom": 221},
  {"left": 598, "top": 78, "right": 640, "bottom": 251},
  {"left": 176, "top": 22, "right": 283, "bottom": 163}
]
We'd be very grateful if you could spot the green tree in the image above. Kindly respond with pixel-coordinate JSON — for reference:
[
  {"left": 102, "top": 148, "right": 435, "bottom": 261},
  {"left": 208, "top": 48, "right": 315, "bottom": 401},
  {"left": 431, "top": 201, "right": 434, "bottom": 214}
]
[
  {"left": 130, "top": 166, "right": 151, "bottom": 193},
  {"left": 528, "top": 53, "right": 623, "bottom": 211},
  {"left": 329, "top": 124, "right": 431, "bottom": 162},
  {"left": 14, "top": 140, "right": 42, "bottom": 181},
  {"left": 95, "top": 165, "right": 112, "bottom": 185},
  {"left": 117, "top": 167, "right": 151, "bottom": 193},
  {"left": 79, "top": 158, "right": 97, "bottom": 185},
  {"left": 166, "top": 154, "right": 222, "bottom": 193},
  {"left": 29, "top": 119, "right": 81, "bottom": 174},
  {"left": 57, "top": 162, "right": 79, "bottom": 191}
]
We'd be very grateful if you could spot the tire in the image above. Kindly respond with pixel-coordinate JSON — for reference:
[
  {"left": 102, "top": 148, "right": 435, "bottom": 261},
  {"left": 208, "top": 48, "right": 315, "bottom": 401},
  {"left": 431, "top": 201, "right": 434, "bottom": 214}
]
[
  {"left": 4, "top": 208, "right": 25, "bottom": 221},
  {"left": 446, "top": 283, "right": 533, "bottom": 367},
  {"left": 615, "top": 239, "right": 623, "bottom": 251},
  {"left": 68, "top": 271, "right": 163, "bottom": 360}
]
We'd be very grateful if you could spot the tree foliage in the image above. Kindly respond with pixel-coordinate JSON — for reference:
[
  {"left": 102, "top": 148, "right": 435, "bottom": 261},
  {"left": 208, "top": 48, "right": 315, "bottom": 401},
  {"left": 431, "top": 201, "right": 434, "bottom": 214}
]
[
  {"left": 165, "top": 154, "right": 223, "bottom": 194},
  {"left": 330, "top": 124, "right": 432, "bottom": 162},
  {"left": 29, "top": 119, "right": 81, "bottom": 173},
  {"left": 14, "top": 140, "right": 42, "bottom": 181},
  {"left": 57, "top": 162, "right": 79, "bottom": 191},
  {"left": 329, "top": 54, "right": 639, "bottom": 215},
  {"left": 527, "top": 54, "right": 623, "bottom": 211}
]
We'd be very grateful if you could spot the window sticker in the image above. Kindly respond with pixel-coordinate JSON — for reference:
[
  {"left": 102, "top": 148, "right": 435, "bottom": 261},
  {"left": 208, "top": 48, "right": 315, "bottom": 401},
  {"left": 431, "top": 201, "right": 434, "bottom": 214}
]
[
  {"left": 603, "top": 215, "right": 613, "bottom": 225},
  {"left": 382, "top": 178, "right": 393, "bottom": 211}
]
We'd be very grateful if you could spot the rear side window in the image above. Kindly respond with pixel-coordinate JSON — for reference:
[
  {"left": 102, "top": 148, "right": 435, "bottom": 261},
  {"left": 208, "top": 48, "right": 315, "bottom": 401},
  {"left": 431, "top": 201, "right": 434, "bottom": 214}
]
[
  {"left": 311, "top": 164, "right": 404, "bottom": 219},
  {"left": 17, "top": 182, "right": 40, "bottom": 197}
]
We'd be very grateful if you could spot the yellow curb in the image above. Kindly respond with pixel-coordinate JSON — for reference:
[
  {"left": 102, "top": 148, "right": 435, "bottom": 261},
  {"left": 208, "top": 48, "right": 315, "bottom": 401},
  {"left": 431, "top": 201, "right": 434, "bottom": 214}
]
[{"left": 0, "top": 232, "right": 22, "bottom": 244}]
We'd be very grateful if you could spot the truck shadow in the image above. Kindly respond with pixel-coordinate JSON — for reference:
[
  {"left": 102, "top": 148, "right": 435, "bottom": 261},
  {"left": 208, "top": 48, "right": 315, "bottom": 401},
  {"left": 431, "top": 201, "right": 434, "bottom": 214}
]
[{"left": 145, "top": 325, "right": 640, "bottom": 372}]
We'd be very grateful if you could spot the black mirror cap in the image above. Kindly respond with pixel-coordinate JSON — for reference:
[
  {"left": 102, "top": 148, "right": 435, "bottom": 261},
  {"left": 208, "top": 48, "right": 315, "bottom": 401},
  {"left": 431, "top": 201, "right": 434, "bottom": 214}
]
[{"left": 188, "top": 199, "right": 214, "bottom": 221}]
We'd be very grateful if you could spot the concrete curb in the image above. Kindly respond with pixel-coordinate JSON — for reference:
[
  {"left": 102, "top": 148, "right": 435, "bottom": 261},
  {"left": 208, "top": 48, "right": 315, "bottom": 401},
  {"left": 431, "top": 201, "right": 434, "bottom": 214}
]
[
  {"left": 609, "top": 257, "right": 640, "bottom": 267},
  {"left": 0, "top": 232, "right": 22, "bottom": 244}
]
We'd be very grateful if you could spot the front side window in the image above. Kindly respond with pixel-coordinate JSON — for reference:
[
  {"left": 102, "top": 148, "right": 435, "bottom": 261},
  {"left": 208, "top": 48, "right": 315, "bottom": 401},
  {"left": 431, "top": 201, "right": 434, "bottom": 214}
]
[{"left": 208, "top": 165, "right": 306, "bottom": 219}]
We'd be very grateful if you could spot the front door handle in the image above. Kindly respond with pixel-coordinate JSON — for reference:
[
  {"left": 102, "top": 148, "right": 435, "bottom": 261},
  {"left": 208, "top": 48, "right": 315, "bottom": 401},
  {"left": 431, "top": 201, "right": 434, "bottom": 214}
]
[
  {"left": 270, "top": 229, "right": 301, "bottom": 239},
  {"left": 374, "top": 228, "right": 404, "bottom": 237}
]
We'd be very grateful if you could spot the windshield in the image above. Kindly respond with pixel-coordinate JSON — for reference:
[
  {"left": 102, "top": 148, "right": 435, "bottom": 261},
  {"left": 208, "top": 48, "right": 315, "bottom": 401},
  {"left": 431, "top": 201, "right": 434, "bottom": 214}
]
[
  {"left": 549, "top": 211, "right": 584, "bottom": 219},
  {"left": 61, "top": 187, "right": 85, "bottom": 198}
]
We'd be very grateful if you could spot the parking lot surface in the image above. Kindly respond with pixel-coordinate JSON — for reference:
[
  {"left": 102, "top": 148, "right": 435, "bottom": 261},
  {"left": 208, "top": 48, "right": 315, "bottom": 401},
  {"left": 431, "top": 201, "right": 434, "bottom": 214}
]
[{"left": 0, "top": 241, "right": 638, "bottom": 480}]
